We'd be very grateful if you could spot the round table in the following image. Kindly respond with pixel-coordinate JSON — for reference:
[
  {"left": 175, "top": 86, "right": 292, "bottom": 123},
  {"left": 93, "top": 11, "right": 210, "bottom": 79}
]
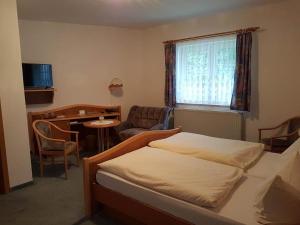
[{"left": 83, "top": 119, "right": 120, "bottom": 152}]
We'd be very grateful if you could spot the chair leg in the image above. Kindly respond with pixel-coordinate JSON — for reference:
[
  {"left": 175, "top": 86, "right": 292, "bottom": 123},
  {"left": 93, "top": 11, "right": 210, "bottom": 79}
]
[
  {"left": 270, "top": 139, "right": 273, "bottom": 152},
  {"left": 64, "top": 154, "right": 68, "bottom": 179},
  {"left": 75, "top": 148, "right": 80, "bottom": 167},
  {"left": 39, "top": 154, "right": 44, "bottom": 177}
]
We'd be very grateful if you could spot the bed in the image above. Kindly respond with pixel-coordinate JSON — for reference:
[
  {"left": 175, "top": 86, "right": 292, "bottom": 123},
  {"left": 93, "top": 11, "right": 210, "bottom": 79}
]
[{"left": 83, "top": 128, "right": 298, "bottom": 225}]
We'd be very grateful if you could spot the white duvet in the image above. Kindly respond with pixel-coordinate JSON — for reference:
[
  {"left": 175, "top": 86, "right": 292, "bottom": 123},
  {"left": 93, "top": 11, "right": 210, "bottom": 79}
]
[
  {"left": 149, "top": 132, "right": 264, "bottom": 169},
  {"left": 98, "top": 146, "right": 243, "bottom": 208}
]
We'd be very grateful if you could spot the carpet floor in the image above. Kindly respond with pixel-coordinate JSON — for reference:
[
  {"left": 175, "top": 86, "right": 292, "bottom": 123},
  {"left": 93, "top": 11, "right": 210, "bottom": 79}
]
[{"left": 0, "top": 156, "right": 123, "bottom": 225}]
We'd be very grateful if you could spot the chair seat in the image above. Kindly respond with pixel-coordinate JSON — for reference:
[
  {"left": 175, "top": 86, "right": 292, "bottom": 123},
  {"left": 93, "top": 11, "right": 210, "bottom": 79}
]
[
  {"left": 65, "top": 141, "right": 77, "bottom": 153},
  {"left": 261, "top": 138, "right": 292, "bottom": 147},
  {"left": 119, "top": 128, "right": 148, "bottom": 141},
  {"left": 44, "top": 141, "right": 77, "bottom": 153}
]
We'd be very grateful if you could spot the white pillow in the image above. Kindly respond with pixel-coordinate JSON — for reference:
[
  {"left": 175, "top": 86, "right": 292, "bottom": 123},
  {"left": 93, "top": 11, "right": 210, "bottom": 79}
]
[
  {"left": 149, "top": 132, "right": 264, "bottom": 169},
  {"left": 254, "top": 152, "right": 300, "bottom": 225}
]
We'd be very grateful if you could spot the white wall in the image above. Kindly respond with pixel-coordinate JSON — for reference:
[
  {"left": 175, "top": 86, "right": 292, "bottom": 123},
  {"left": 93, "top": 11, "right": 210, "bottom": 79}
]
[
  {"left": 0, "top": 0, "right": 32, "bottom": 187},
  {"left": 2, "top": 0, "right": 297, "bottom": 188},
  {"left": 19, "top": 20, "right": 145, "bottom": 119},
  {"left": 18, "top": 0, "right": 300, "bottom": 142},
  {"left": 141, "top": 0, "right": 300, "bottom": 141}
]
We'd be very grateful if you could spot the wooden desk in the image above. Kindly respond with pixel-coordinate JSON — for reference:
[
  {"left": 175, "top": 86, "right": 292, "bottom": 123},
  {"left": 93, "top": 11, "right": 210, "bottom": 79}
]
[
  {"left": 28, "top": 104, "right": 121, "bottom": 153},
  {"left": 83, "top": 120, "right": 120, "bottom": 152}
]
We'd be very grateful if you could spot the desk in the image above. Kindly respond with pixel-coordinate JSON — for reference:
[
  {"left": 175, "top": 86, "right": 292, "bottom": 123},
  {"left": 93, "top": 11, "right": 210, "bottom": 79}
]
[
  {"left": 83, "top": 120, "right": 120, "bottom": 152},
  {"left": 28, "top": 104, "right": 121, "bottom": 153}
]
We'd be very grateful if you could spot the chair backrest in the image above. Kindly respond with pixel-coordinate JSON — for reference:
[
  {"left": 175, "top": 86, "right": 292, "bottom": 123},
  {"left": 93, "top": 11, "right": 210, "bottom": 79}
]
[
  {"left": 32, "top": 120, "right": 54, "bottom": 152},
  {"left": 35, "top": 120, "right": 52, "bottom": 137},
  {"left": 287, "top": 117, "right": 300, "bottom": 142},
  {"left": 127, "top": 106, "right": 172, "bottom": 129}
]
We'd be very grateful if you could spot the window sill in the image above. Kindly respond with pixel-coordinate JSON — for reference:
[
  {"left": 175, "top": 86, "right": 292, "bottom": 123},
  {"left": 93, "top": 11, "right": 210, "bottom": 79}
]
[{"left": 175, "top": 104, "right": 241, "bottom": 115}]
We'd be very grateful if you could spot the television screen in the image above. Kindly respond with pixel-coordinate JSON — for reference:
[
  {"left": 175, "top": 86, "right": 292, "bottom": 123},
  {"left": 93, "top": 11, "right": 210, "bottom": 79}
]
[{"left": 22, "top": 63, "right": 53, "bottom": 88}]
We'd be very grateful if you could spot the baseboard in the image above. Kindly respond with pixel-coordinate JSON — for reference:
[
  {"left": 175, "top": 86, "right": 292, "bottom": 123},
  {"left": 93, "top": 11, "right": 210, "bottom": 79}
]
[{"left": 10, "top": 180, "right": 34, "bottom": 192}]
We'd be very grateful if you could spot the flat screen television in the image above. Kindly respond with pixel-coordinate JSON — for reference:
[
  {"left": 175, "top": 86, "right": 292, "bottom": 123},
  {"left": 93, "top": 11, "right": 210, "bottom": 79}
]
[{"left": 22, "top": 63, "right": 53, "bottom": 88}]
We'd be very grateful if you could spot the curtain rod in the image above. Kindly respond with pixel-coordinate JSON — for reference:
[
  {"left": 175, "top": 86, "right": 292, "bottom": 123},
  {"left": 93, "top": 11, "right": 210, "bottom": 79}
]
[{"left": 163, "top": 27, "right": 260, "bottom": 44}]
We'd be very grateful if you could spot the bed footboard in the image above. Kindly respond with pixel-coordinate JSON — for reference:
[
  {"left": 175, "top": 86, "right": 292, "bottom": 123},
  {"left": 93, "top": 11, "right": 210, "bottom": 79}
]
[
  {"left": 92, "top": 183, "right": 192, "bottom": 225},
  {"left": 83, "top": 128, "right": 181, "bottom": 217}
]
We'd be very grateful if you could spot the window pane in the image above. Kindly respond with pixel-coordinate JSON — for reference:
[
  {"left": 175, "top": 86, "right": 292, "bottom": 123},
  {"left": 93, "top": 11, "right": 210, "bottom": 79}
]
[{"left": 176, "top": 35, "right": 236, "bottom": 106}]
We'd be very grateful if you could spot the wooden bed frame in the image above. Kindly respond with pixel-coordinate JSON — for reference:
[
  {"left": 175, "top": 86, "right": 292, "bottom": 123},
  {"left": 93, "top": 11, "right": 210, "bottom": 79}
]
[{"left": 83, "top": 128, "right": 195, "bottom": 225}]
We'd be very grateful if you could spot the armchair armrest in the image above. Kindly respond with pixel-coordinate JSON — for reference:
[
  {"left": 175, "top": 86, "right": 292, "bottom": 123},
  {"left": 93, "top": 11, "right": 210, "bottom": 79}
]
[
  {"left": 270, "top": 129, "right": 299, "bottom": 142},
  {"left": 51, "top": 123, "right": 79, "bottom": 135},
  {"left": 258, "top": 120, "right": 290, "bottom": 141},
  {"left": 270, "top": 130, "right": 299, "bottom": 148},
  {"left": 150, "top": 123, "right": 164, "bottom": 130},
  {"left": 50, "top": 123, "right": 79, "bottom": 141},
  {"left": 114, "top": 121, "right": 133, "bottom": 133}
]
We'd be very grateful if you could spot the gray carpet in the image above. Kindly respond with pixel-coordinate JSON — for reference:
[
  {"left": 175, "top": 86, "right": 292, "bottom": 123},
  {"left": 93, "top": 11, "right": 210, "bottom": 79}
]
[{"left": 0, "top": 156, "right": 122, "bottom": 225}]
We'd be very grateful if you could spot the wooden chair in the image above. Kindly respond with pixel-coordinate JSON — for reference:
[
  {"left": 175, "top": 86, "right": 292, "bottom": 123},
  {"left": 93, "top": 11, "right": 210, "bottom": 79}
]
[
  {"left": 32, "top": 120, "right": 80, "bottom": 179},
  {"left": 258, "top": 117, "right": 300, "bottom": 153}
]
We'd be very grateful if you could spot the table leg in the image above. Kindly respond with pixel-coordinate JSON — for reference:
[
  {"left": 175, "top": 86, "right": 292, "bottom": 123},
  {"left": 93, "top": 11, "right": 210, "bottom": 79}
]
[
  {"left": 97, "top": 128, "right": 101, "bottom": 152},
  {"left": 100, "top": 128, "right": 104, "bottom": 151},
  {"left": 106, "top": 128, "right": 109, "bottom": 149}
]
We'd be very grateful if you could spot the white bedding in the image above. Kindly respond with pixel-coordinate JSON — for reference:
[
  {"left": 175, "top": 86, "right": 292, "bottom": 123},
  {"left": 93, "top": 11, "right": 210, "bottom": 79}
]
[
  {"left": 95, "top": 137, "right": 300, "bottom": 225},
  {"left": 254, "top": 150, "right": 300, "bottom": 225},
  {"left": 246, "top": 151, "right": 282, "bottom": 179},
  {"left": 98, "top": 146, "right": 243, "bottom": 208},
  {"left": 96, "top": 170, "right": 263, "bottom": 225},
  {"left": 149, "top": 132, "right": 264, "bottom": 169}
]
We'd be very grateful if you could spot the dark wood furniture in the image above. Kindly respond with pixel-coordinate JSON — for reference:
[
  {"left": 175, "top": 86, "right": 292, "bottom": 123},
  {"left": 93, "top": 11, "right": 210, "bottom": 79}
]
[
  {"left": 33, "top": 120, "right": 80, "bottom": 179},
  {"left": 28, "top": 104, "right": 121, "bottom": 154},
  {"left": 25, "top": 88, "right": 54, "bottom": 105},
  {"left": 82, "top": 128, "right": 194, "bottom": 225},
  {"left": 83, "top": 119, "right": 121, "bottom": 152},
  {"left": 259, "top": 116, "right": 300, "bottom": 153}
]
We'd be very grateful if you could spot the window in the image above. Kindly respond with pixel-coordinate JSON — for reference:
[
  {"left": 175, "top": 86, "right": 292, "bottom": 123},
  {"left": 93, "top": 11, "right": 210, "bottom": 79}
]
[{"left": 176, "top": 35, "right": 236, "bottom": 106}]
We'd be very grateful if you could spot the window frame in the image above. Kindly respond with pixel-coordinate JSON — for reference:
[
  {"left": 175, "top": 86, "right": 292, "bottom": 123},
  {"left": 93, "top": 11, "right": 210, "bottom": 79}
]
[{"left": 175, "top": 35, "right": 237, "bottom": 108}]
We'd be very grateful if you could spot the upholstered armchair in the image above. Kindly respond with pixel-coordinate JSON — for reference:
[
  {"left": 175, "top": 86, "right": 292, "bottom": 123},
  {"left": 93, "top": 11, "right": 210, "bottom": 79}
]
[
  {"left": 32, "top": 120, "right": 80, "bottom": 179},
  {"left": 259, "top": 116, "right": 300, "bottom": 153},
  {"left": 115, "top": 105, "right": 172, "bottom": 141}
]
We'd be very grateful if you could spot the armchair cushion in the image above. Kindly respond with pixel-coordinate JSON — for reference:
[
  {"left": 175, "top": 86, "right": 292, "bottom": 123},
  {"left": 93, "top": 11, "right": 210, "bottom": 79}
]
[
  {"left": 128, "top": 106, "right": 171, "bottom": 129},
  {"left": 116, "top": 105, "right": 172, "bottom": 141},
  {"left": 150, "top": 123, "right": 164, "bottom": 130},
  {"left": 114, "top": 121, "right": 133, "bottom": 133},
  {"left": 119, "top": 128, "right": 148, "bottom": 141}
]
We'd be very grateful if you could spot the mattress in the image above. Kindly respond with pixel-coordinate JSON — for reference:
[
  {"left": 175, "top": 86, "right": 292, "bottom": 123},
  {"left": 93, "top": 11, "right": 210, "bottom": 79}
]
[
  {"left": 149, "top": 132, "right": 264, "bottom": 169},
  {"left": 96, "top": 170, "right": 264, "bottom": 225}
]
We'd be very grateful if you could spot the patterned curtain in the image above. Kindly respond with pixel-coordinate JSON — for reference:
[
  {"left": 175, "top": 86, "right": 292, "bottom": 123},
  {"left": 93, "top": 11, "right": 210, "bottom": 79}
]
[
  {"left": 164, "top": 42, "right": 176, "bottom": 107},
  {"left": 230, "top": 31, "right": 252, "bottom": 111}
]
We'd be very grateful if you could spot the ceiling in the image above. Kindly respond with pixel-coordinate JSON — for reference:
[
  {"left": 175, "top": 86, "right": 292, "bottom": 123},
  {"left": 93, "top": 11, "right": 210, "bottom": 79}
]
[{"left": 17, "top": 0, "right": 282, "bottom": 28}]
